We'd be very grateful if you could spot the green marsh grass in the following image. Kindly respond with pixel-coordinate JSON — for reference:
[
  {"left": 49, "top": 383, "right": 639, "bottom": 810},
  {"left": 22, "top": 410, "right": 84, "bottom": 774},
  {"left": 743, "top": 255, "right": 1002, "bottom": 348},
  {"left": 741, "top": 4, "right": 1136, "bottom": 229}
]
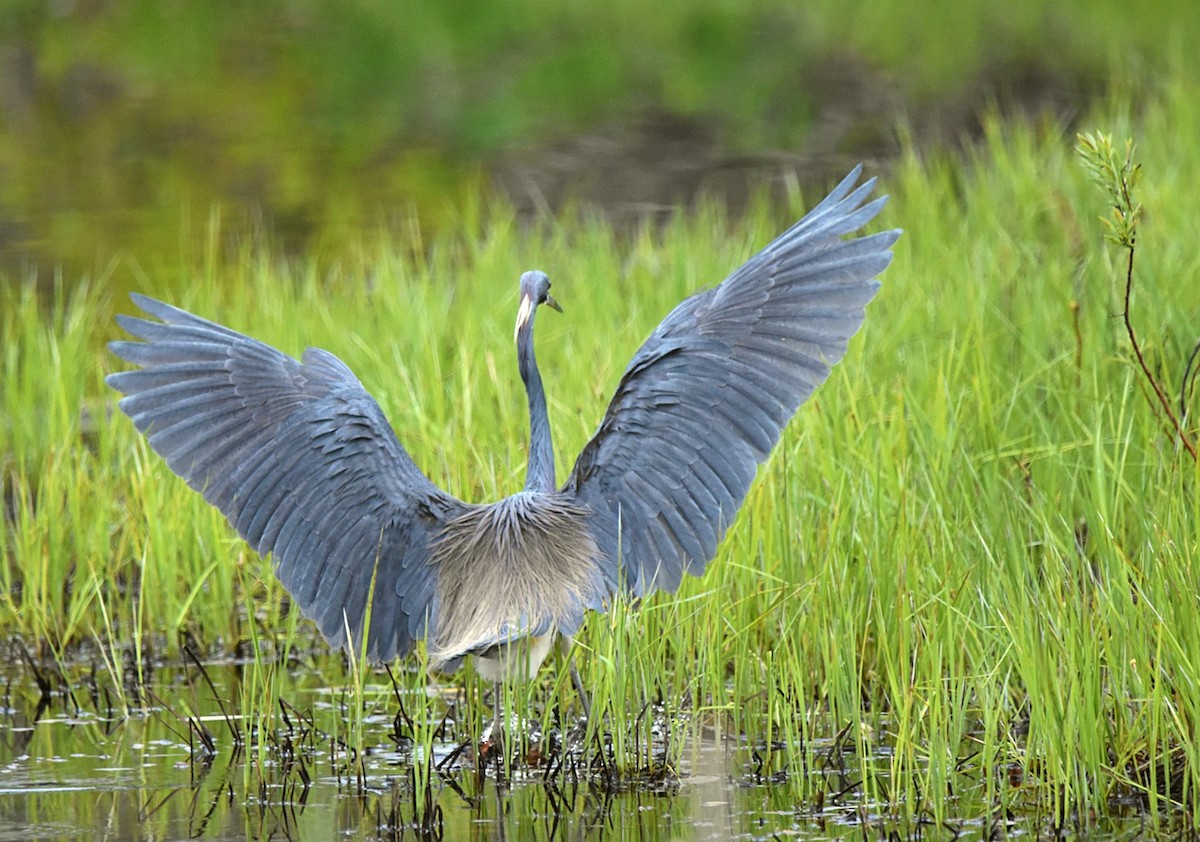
[{"left": 5, "top": 75, "right": 1200, "bottom": 826}]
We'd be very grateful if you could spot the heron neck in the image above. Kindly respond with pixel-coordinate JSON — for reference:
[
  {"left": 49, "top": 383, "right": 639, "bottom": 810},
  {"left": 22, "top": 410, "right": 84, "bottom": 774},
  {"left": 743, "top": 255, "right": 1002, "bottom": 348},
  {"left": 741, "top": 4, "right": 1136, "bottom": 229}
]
[{"left": 517, "top": 320, "right": 555, "bottom": 492}]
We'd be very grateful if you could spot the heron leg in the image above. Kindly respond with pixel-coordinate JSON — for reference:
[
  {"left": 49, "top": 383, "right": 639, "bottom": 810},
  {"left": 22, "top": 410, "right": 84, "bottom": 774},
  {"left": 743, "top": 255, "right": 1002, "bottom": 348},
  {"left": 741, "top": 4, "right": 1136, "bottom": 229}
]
[
  {"left": 569, "top": 659, "right": 592, "bottom": 720},
  {"left": 558, "top": 636, "right": 592, "bottom": 719},
  {"left": 489, "top": 679, "right": 505, "bottom": 772}
]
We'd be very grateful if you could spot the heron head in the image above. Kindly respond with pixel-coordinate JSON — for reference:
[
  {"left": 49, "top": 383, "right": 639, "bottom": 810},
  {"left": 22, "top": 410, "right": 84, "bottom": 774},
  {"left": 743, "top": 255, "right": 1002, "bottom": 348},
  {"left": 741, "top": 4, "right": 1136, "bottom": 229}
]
[{"left": 515, "top": 270, "right": 562, "bottom": 340}]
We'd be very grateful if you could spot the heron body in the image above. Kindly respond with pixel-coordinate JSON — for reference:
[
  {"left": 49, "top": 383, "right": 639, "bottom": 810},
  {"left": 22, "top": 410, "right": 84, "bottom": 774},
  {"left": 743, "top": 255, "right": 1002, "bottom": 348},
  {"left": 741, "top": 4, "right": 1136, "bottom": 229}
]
[
  {"left": 430, "top": 492, "right": 601, "bottom": 681},
  {"left": 107, "top": 166, "right": 899, "bottom": 685}
]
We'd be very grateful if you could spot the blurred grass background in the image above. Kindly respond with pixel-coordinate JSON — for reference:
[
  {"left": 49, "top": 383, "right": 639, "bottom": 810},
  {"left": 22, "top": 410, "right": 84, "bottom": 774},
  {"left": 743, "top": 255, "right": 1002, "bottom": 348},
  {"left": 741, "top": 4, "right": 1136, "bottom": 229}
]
[{"left": 0, "top": 0, "right": 1195, "bottom": 290}]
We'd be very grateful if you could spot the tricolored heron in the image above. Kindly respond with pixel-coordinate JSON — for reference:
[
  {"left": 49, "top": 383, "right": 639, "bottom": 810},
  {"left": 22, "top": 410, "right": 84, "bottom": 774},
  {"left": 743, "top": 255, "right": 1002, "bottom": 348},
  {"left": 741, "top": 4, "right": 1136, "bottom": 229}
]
[{"left": 108, "top": 166, "right": 898, "bottom": 721}]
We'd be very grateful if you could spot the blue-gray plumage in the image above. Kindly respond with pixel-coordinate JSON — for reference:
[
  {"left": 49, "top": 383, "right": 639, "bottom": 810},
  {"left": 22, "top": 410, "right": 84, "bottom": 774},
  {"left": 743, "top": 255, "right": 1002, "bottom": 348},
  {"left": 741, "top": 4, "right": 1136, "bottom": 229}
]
[{"left": 106, "top": 165, "right": 899, "bottom": 684}]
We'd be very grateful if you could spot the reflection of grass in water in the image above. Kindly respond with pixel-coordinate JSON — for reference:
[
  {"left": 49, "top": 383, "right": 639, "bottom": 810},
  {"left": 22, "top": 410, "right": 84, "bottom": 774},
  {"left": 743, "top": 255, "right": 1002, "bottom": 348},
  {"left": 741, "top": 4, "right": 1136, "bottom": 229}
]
[{"left": 5, "top": 75, "right": 1200, "bottom": 826}]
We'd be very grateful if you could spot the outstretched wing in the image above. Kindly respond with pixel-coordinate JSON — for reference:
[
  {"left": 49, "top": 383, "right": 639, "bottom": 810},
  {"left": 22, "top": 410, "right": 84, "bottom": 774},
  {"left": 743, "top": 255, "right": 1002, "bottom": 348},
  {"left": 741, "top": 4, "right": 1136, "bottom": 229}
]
[
  {"left": 563, "top": 166, "right": 899, "bottom": 597},
  {"left": 107, "top": 295, "right": 461, "bottom": 662}
]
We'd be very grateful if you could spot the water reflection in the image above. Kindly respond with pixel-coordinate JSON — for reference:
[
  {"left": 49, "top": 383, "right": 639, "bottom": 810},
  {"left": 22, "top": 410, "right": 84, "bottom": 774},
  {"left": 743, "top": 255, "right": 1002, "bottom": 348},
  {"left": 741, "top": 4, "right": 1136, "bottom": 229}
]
[{"left": 0, "top": 659, "right": 1172, "bottom": 840}]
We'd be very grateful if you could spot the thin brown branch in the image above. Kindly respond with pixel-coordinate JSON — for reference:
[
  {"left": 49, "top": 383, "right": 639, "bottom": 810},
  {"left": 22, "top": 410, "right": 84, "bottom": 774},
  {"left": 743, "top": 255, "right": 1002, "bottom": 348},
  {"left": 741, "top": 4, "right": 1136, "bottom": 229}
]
[
  {"left": 1070, "top": 300, "right": 1083, "bottom": 387},
  {"left": 1181, "top": 341, "right": 1200, "bottom": 426},
  {"left": 1121, "top": 245, "right": 1198, "bottom": 462}
]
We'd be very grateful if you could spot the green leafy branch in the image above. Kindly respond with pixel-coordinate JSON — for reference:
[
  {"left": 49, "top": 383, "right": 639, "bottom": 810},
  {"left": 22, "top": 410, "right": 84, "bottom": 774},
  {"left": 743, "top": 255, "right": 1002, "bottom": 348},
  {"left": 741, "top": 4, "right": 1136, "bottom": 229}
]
[{"left": 1076, "top": 132, "right": 1197, "bottom": 462}]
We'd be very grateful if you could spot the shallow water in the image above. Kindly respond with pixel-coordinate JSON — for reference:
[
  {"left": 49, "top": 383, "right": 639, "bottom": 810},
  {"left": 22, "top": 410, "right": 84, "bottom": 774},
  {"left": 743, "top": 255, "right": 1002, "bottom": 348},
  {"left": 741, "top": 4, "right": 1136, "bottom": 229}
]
[{"left": 0, "top": 661, "right": 1167, "bottom": 840}]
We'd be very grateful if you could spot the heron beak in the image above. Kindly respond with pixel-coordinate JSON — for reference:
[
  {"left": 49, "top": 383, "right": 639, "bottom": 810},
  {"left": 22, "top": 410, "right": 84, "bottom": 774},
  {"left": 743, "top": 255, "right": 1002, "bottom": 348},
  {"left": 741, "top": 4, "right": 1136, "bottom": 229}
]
[
  {"left": 514, "top": 293, "right": 534, "bottom": 341},
  {"left": 545, "top": 294, "right": 562, "bottom": 313}
]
